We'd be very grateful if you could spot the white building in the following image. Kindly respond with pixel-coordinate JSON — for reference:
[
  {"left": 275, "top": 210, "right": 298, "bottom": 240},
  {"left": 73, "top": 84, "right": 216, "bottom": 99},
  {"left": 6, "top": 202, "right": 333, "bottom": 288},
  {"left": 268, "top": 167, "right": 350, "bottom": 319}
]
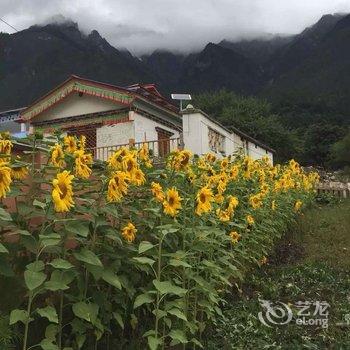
[
  {"left": 182, "top": 105, "right": 274, "bottom": 162},
  {"left": 17, "top": 75, "right": 274, "bottom": 162}
]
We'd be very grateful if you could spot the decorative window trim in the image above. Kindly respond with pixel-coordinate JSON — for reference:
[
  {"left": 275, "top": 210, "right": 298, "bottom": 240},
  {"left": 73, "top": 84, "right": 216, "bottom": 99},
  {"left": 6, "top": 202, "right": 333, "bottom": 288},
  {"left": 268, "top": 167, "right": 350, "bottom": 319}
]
[{"left": 208, "top": 127, "right": 225, "bottom": 153}]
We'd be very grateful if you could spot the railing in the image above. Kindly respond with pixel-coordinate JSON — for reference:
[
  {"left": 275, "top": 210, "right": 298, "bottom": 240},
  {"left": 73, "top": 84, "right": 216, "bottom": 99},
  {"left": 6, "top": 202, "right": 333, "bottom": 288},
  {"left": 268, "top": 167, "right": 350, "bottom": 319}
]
[
  {"left": 316, "top": 182, "right": 350, "bottom": 198},
  {"left": 88, "top": 138, "right": 182, "bottom": 162}
]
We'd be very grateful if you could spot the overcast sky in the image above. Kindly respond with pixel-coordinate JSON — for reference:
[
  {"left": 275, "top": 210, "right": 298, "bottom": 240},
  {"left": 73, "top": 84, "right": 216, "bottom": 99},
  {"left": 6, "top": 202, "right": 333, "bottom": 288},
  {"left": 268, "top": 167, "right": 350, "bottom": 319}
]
[{"left": 1, "top": 0, "right": 350, "bottom": 54}]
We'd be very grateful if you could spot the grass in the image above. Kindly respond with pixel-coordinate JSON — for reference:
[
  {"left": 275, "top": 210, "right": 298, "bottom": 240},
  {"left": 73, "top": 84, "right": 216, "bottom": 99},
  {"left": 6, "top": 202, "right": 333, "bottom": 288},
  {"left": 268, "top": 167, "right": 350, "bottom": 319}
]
[
  {"left": 294, "top": 200, "right": 350, "bottom": 268},
  {"left": 206, "top": 199, "right": 350, "bottom": 349}
]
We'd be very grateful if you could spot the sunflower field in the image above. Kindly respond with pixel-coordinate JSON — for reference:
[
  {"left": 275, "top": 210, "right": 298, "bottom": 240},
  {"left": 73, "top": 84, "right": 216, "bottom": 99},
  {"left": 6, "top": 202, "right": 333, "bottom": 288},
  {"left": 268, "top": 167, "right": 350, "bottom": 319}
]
[{"left": 0, "top": 131, "right": 319, "bottom": 349}]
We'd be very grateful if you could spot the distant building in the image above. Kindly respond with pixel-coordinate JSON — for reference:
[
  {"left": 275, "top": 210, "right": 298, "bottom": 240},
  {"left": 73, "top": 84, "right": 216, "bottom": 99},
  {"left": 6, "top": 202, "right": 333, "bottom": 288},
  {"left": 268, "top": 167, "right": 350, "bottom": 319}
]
[
  {"left": 14, "top": 75, "right": 274, "bottom": 162},
  {"left": 0, "top": 107, "right": 27, "bottom": 138}
]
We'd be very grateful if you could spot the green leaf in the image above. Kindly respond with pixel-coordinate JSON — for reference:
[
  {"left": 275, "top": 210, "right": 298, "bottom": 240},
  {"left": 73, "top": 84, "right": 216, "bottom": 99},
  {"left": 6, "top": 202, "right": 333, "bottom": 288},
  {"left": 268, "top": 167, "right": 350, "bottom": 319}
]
[
  {"left": 64, "top": 221, "right": 90, "bottom": 238},
  {"left": 44, "top": 281, "right": 69, "bottom": 291},
  {"left": 167, "top": 308, "right": 187, "bottom": 321},
  {"left": 133, "top": 257, "right": 155, "bottom": 266},
  {"left": 0, "top": 242, "right": 8, "bottom": 253},
  {"left": 45, "top": 324, "right": 58, "bottom": 341},
  {"left": 49, "top": 258, "right": 74, "bottom": 270},
  {"left": 9, "top": 309, "right": 29, "bottom": 325},
  {"left": 40, "top": 339, "right": 59, "bottom": 350},
  {"left": 102, "top": 269, "right": 122, "bottom": 290},
  {"left": 0, "top": 256, "right": 14, "bottom": 276},
  {"left": 27, "top": 260, "right": 45, "bottom": 272},
  {"left": 191, "top": 338, "right": 203, "bottom": 348},
  {"left": 72, "top": 302, "right": 99, "bottom": 324},
  {"left": 37, "top": 306, "right": 59, "bottom": 323},
  {"left": 85, "top": 264, "right": 103, "bottom": 280},
  {"left": 44, "top": 270, "right": 73, "bottom": 291},
  {"left": 153, "top": 280, "right": 187, "bottom": 296},
  {"left": 112, "top": 312, "right": 124, "bottom": 329},
  {"left": 147, "top": 336, "right": 162, "bottom": 350},
  {"left": 39, "top": 233, "right": 61, "bottom": 248},
  {"left": 73, "top": 249, "right": 102, "bottom": 267},
  {"left": 169, "top": 329, "right": 188, "bottom": 344},
  {"left": 138, "top": 241, "right": 155, "bottom": 254},
  {"left": 134, "top": 293, "right": 154, "bottom": 309},
  {"left": 33, "top": 199, "right": 47, "bottom": 210},
  {"left": 24, "top": 270, "right": 46, "bottom": 290},
  {"left": 0, "top": 207, "right": 12, "bottom": 221},
  {"left": 168, "top": 259, "right": 191, "bottom": 268}
]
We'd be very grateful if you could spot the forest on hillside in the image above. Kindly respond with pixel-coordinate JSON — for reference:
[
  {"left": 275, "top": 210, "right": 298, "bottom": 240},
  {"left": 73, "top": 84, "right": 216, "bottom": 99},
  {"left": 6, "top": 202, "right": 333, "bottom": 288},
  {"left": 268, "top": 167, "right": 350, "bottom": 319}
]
[{"left": 193, "top": 90, "right": 350, "bottom": 170}]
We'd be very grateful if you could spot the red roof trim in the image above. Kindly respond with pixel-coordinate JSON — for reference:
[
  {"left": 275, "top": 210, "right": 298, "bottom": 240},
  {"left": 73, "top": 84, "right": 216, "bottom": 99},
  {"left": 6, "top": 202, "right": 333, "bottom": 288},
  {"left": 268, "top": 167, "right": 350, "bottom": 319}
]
[{"left": 21, "top": 75, "right": 178, "bottom": 117}]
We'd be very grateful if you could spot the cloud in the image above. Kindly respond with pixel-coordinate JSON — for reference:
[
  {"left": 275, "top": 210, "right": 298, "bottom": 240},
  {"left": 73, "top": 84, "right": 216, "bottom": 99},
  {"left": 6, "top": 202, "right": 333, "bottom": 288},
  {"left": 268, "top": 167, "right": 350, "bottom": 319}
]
[{"left": 0, "top": 0, "right": 350, "bottom": 54}]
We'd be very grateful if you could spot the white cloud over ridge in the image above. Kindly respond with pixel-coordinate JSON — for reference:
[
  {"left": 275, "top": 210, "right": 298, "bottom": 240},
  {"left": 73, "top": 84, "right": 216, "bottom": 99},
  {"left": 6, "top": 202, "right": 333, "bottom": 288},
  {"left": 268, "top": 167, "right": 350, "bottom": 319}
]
[{"left": 0, "top": 0, "right": 349, "bottom": 54}]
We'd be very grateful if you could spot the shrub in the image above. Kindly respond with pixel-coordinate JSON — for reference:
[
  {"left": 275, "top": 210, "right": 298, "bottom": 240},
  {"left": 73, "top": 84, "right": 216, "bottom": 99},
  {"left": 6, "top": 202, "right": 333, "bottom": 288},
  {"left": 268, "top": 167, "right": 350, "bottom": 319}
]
[{"left": 0, "top": 132, "right": 318, "bottom": 349}]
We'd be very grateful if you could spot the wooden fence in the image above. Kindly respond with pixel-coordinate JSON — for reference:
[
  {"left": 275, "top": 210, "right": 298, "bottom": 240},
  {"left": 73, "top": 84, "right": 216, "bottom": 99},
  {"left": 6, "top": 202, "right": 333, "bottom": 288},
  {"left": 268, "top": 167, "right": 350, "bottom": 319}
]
[
  {"left": 88, "top": 137, "right": 182, "bottom": 162},
  {"left": 316, "top": 182, "right": 350, "bottom": 198}
]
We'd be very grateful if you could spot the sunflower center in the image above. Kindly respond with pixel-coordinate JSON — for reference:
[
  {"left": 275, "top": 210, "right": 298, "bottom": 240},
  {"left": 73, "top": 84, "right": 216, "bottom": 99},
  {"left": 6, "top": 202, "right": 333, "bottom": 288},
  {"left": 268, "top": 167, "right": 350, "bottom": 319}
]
[
  {"left": 58, "top": 183, "right": 68, "bottom": 199},
  {"left": 127, "top": 160, "right": 134, "bottom": 171},
  {"left": 168, "top": 196, "right": 175, "bottom": 206},
  {"left": 200, "top": 193, "right": 206, "bottom": 203},
  {"left": 180, "top": 154, "right": 189, "bottom": 166}
]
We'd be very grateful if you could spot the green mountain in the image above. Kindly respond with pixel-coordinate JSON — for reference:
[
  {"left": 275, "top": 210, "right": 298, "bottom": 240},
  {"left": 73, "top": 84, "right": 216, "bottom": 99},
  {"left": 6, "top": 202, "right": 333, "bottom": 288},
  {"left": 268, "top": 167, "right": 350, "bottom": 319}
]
[{"left": 0, "top": 21, "right": 152, "bottom": 110}]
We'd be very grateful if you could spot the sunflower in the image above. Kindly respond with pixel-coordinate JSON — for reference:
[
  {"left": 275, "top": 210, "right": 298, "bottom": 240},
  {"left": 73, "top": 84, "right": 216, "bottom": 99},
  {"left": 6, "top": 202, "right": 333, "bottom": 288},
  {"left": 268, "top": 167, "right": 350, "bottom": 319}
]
[
  {"left": 229, "top": 231, "right": 241, "bottom": 244},
  {"left": 151, "top": 182, "right": 164, "bottom": 202},
  {"left": 122, "top": 154, "right": 138, "bottom": 176},
  {"left": 178, "top": 150, "right": 192, "bottom": 169},
  {"left": 74, "top": 150, "right": 93, "bottom": 179},
  {"left": 294, "top": 200, "right": 303, "bottom": 212},
  {"left": 249, "top": 194, "right": 263, "bottom": 209},
  {"left": 229, "top": 165, "right": 239, "bottom": 180},
  {"left": 121, "top": 222, "right": 137, "bottom": 243},
  {"left": 50, "top": 144, "right": 65, "bottom": 168},
  {"left": 11, "top": 166, "right": 28, "bottom": 180},
  {"left": 216, "top": 208, "right": 230, "bottom": 222},
  {"left": 205, "top": 153, "right": 216, "bottom": 163},
  {"left": 64, "top": 136, "right": 77, "bottom": 154},
  {"left": 227, "top": 196, "right": 239, "bottom": 211},
  {"left": 246, "top": 215, "right": 255, "bottom": 226},
  {"left": 214, "top": 193, "right": 224, "bottom": 204},
  {"left": 79, "top": 135, "right": 86, "bottom": 150},
  {"left": 195, "top": 186, "right": 214, "bottom": 216},
  {"left": 52, "top": 171, "right": 74, "bottom": 212},
  {"left": 0, "top": 163, "right": 12, "bottom": 198},
  {"left": 138, "top": 143, "right": 152, "bottom": 168},
  {"left": 107, "top": 171, "right": 129, "bottom": 202},
  {"left": 130, "top": 168, "right": 146, "bottom": 186},
  {"left": 271, "top": 200, "right": 277, "bottom": 211},
  {"left": 220, "top": 158, "right": 229, "bottom": 170},
  {"left": 0, "top": 139, "right": 13, "bottom": 155},
  {"left": 259, "top": 256, "right": 268, "bottom": 266},
  {"left": 163, "top": 187, "right": 182, "bottom": 217},
  {"left": 187, "top": 168, "right": 196, "bottom": 183}
]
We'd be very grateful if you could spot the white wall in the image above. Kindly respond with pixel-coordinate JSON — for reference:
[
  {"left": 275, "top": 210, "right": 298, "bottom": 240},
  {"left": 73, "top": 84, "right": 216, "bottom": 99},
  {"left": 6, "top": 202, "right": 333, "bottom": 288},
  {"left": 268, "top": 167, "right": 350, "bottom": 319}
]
[
  {"left": 247, "top": 142, "right": 274, "bottom": 162},
  {"left": 35, "top": 92, "right": 121, "bottom": 122},
  {"left": 132, "top": 111, "right": 180, "bottom": 156},
  {"left": 96, "top": 121, "right": 134, "bottom": 148},
  {"left": 182, "top": 107, "right": 274, "bottom": 163},
  {"left": 94, "top": 111, "right": 180, "bottom": 158},
  {"left": 182, "top": 110, "right": 240, "bottom": 157}
]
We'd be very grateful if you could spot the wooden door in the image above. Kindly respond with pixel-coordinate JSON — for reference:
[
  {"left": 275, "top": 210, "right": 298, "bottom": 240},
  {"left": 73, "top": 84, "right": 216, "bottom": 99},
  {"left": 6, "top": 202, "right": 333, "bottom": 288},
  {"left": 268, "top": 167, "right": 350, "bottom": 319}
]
[{"left": 156, "top": 127, "right": 172, "bottom": 157}]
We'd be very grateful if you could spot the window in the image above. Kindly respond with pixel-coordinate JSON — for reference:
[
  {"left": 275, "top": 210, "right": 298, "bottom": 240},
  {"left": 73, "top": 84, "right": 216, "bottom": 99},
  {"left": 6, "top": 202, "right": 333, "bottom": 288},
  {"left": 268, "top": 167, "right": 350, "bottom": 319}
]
[{"left": 208, "top": 128, "right": 225, "bottom": 153}]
